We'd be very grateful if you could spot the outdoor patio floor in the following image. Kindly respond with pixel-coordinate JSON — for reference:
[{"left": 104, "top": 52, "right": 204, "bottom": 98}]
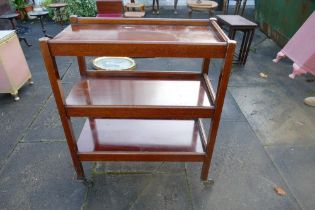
[{"left": 0, "top": 6, "right": 315, "bottom": 210}]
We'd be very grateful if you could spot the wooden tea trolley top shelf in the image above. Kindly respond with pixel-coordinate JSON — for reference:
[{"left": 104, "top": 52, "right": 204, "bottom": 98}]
[
  {"left": 48, "top": 17, "right": 230, "bottom": 57},
  {"left": 40, "top": 16, "right": 236, "bottom": 183}
]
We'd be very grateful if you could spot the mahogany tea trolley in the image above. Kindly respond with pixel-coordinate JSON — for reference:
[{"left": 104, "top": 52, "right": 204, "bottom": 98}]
[{"left": 40, "top": 16, "right": 236, "bottom": 184}]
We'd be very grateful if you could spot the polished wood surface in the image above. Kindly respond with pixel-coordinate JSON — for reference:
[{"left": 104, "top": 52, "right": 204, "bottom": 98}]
[
  {"left": 217, "top": 15, "right": 256, "bottom": 65},
  {"left": 66, "top": 78, "right": 211, "bottom": 107},
  {"left": 53, "top": 23, "right": 222, "bottom": 44},
  {"left": 77, "top": 119, "right": 204, "bottom": 153},
  {"left": 71, "top": 17, "right": 218, "bottom": 26},
  {"left": 65, "top": 77, "right": 214, "bottom": 118},
  {"left": 49, "top": 17, "right": 228, "bottom": 57},
  {"left": 96, "top": 0, "right": 124, "bottom": 17},
  {"left": 48, "top": 3, "right": 68, "bottom": 8},
  {"left": 124, "top": 12, "right": 145, "bottom": 18},
  {"left": 216, "top": 15, "right": 257, "bottom": 27},
  {"left": 187, "top": 0, "right": 218, "bottom": 17},
  {"left": 187, "top": 0, "right": 218, "bottom": 8},
  {"left": 39, "top": 17, "right": 236, "bottom": 182},
  {"left": 82, "top": 70, "right": 201, "bottom": 79}
]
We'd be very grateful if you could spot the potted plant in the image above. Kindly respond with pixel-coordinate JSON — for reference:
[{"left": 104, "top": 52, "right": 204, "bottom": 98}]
[{"left": 11, "top": 0, "right": 33, "bottom": 20}]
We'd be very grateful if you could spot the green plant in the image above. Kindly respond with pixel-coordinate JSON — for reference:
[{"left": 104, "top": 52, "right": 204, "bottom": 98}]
[
  {"left": 11, "top": 0, "right": 29, "bottom": 19},
  {"left": 41, "top": 0, "right": 54, "bottom": 19},
  {"left": 63, "top": 0, "right": 96, "bottom": 19},
  {"left": 11, "top": 0, "right": 27, "bottom": 10},
  {"left": 41, "top": 0, "right": 53, "bottom": 8}
]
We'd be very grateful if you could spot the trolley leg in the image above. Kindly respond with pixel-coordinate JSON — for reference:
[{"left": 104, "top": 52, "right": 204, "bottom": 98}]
[
  {"left": 201, "top": 42, "right": 236, "bottom": 182},
  {"left": 82, "top": 178, "right": 94, "bottom": 187}
]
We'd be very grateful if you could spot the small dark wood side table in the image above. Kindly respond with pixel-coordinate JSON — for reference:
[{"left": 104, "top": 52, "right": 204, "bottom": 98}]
[
  {"left": 29, "top": 11, "right": 53, "bottom": 38},
  {"left": 217, "top": 15, "right": 256, "bottom": 65},
  {"left": 0, "top": 13, "right": 32, "bottom": 47},
  {"left": 48, "top": 3, "right": 68, "bottom": 28}
]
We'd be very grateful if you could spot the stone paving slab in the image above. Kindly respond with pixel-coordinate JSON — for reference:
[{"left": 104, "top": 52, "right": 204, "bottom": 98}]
[
  {"left": 266, "top": 145, "right": 315, "bottom": 210},
  {"left": 22, "top": 96, "right": 86, "bottom": 142},
  {"left": 220, "top": 91, "right": 246, "bottom": 122},
  {"left": 129, "top": 174, "right": 193, "bottom": 210},
  {"left": 187, "top": 121, "right": 301, "bottom": 210},
  {"left": 0, "top": 142, "right": 86, "bottom": 210},
  {"left": 85, "top": 174, "right": 153, "bottom": 210},
  {"left": 94, "top": 162, "right": 185, "bottom": 174},
  {"left": 0, "top": 21, "right": 74, "bottom": 167},
  {"left": 85, "top": 173, "right": 193, "bottom": 210},
  {"left": 230, "top": 85, "right": 315, "bottom": 146},
  {"left": 0, "top": 83, "right": 51, "bottom": 168}
]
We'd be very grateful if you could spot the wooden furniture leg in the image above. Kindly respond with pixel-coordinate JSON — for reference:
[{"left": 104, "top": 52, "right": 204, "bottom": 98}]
[
  {"left": 217, "top": 15, "right": 257, "bottom": 65},
  {"left": 174, "top": 0, "right": 178, "bottom": 14},
  {"left": 152, "top": 0, "right": 159, "bottom": 14},
  {"left": 241, "top": 29, "right": 255, "bottom": 65},
  {"left": 241, "top": 0, "right": 247, "bottom": 16},
  {"left": 156, "top": 0, "right": 160, "bottom": 14},
  {"left": 222, "top": 0, "right": 228, "bottom": 14},
  {"left": 202, "top": 58, "right": 210, "bottom": 74},
  {"left": 77, "top": 56, "right": 87, "bottom": 77},
  {"left": 201, "top": 41, "right": 236, "bottom": 181},
  {"left": 238, "top": 30, "right": 250, "bottom": 64},
  {"left": 228, "top": 27, "right": 236, "bottom": 39},
  {"left": 39, "top": 38, "right": 85, "bottom": 180},
  {"left": 234, "top": 0, "right": 241, "bottom": 15}
]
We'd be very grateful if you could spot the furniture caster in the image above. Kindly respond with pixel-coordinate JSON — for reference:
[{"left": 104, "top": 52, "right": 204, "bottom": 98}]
[
  {"left": 28, "top": 79, "right": 34, "bottom": 85},
  {"left": 11, "top": 92, "right": 20, "bottom": 101},
  {"left": 202, "top": 179, "right": 214, "bottom": 187},
  {"left": 82, "top": 178, "right": 94, "bottom": 188}
]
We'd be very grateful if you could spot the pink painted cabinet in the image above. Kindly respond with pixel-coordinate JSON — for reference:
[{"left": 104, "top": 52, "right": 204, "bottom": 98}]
[{"left": 0, "top": 30, "right": 32, "bottom": 101}]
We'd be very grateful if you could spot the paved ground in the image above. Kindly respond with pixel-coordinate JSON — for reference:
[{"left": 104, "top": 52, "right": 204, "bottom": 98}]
[{"left": 1, "top": 6, "right": 315, "bottom": 210}]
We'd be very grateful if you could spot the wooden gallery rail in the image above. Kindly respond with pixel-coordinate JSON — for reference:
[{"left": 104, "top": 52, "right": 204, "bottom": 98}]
[{"left": 39, "top": 15, "right": 236, "bottom": 184}]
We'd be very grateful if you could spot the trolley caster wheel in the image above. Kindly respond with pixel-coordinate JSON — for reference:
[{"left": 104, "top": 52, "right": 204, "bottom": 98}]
[
  {"left": 82, "top": 178, "right": 94, "bottom": 188},
  {"left": 203, "top": 179, "right": 214, "bottom": 187}
]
